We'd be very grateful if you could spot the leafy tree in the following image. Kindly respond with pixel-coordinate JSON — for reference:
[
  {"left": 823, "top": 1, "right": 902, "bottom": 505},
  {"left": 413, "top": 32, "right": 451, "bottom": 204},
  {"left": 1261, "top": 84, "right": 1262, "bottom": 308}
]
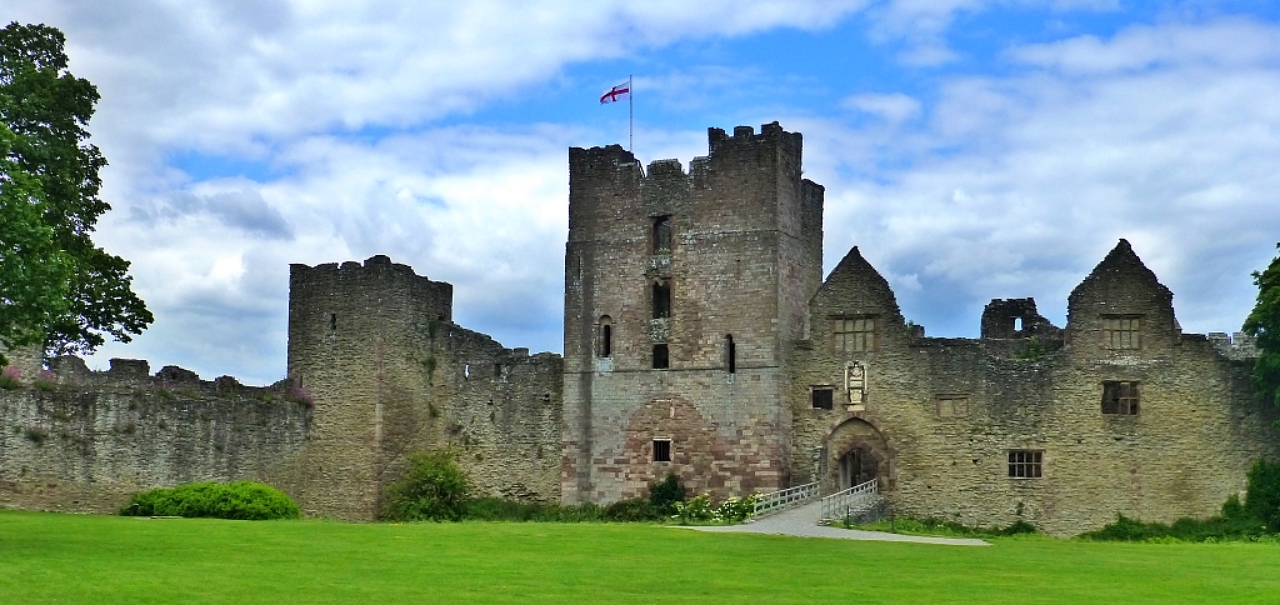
[
  {"left": 1244, "top": 243, "right": 1280, "bottom": 411},
  {"left": 0, "top": 22, "right": 152, "bottom": 363}
]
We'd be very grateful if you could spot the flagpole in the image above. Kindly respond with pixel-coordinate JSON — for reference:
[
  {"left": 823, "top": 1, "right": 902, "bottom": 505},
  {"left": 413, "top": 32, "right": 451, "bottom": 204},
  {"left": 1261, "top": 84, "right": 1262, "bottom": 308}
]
[{"left": 628, "top": 75, "right": 633, "bottom": 154}]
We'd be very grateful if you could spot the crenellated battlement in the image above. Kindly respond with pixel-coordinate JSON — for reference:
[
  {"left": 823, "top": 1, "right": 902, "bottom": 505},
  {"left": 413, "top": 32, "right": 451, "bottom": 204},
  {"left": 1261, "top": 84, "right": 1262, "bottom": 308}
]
[{"left": 569, "top": 122, "right": 802, "bottom": 187}]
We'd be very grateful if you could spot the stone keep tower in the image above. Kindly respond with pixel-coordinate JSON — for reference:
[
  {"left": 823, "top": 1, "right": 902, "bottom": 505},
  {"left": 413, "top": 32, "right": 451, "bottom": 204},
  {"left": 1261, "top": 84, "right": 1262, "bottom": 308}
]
[{"left": 562, "top": 122, "right": 825, "bottom": 504}]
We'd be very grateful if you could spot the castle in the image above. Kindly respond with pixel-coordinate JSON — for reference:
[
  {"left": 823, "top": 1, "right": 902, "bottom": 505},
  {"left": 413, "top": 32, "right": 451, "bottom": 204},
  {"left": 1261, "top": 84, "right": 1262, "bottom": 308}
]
[{"left": 1, "top": 122, "right": 1276, "bottom": 536}]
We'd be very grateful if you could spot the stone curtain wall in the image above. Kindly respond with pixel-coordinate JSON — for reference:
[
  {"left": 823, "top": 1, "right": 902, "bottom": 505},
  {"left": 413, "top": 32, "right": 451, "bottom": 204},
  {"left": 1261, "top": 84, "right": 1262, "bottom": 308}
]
[
  {"left": 0, "top": 357, "right": 309, "bottom": 514},
  {"left": 562, "top": 123, "right": 824, "bottom": 504},
  {"left": 407, "top": 325, "right": 563, "bottom": 503}
]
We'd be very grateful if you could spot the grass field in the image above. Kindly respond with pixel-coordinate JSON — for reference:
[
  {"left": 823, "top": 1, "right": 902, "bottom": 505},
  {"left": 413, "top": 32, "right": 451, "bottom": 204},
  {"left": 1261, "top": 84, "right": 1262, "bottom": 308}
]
[{"left": 2, "top": 511, "right": 1279, "bottom": 604}]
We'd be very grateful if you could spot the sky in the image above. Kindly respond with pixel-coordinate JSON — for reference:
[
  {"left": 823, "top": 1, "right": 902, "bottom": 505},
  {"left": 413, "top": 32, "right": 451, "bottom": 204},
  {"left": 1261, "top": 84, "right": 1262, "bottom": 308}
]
[{"left": 4, "top": 0, "right": 1280, "bottom": 385}]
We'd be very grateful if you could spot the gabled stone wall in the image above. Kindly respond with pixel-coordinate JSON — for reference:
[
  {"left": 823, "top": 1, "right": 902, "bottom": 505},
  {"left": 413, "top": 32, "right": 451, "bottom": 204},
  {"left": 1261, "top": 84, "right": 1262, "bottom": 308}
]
[{"left": 791, "top": 239, "right": 1280, "bottom": 536}]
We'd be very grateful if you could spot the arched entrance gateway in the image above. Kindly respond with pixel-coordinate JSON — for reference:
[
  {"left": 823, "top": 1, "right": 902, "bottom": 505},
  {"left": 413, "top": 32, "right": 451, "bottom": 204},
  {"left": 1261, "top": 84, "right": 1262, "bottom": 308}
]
[{"left": 824, "top": 418, "right": 893, "bottom": 494}]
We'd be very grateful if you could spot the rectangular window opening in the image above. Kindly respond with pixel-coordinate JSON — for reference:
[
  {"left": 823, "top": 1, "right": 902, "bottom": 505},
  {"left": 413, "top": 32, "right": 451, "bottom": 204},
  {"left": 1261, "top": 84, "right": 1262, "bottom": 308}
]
[
  {"left": 652, "top": 282, "right": 671, "bottom": 319},
  {"left": 652, "top": 344, "right": 669, "bottom": 369},
  {"left": 726, "top": 335, "right": 736, "bottom": 374},
  {"left": 1101, "top": 381, "right": 1140, "bottom": 415},
  {"left": 811, "top": 388, "right": 834, "bottom": 410},
  {"left": 653, "top": 439, "right": 672, "bottom": 462},
  {"left": 1007, "top": 450, "right": 1043, "bottom": 478}
]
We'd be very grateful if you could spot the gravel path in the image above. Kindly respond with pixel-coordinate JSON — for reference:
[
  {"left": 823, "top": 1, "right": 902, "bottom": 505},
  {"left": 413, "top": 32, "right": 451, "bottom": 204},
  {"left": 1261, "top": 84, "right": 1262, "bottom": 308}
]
[{"left": 682, "top": 500, "right": 989, "bottom": 546}]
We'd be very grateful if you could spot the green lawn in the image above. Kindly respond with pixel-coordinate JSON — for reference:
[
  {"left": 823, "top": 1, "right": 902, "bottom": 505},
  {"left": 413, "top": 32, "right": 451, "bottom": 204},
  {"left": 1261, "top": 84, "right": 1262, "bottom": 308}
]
[{"left": 2, "top": 511, "right": 1278, "bottom": 604}]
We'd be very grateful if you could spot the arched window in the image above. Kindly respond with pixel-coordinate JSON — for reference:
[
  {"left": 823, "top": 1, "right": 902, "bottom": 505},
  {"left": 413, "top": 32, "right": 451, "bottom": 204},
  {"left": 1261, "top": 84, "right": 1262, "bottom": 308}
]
[
  {"left": 724, "top": 334, "right": 736, "bottom": 373},
  {"left": 598, "top": 316, "right": 613, "bottom": 357}
]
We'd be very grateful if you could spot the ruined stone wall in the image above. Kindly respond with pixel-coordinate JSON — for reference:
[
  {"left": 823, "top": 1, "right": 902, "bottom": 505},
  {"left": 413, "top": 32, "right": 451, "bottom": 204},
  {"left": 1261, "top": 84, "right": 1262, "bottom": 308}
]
[
  {"left": 0, "top": 357, "right": 309, "bottom": 513},
  {"left": 288, "top": 256, "right": 562, "bottom": 519},
  {"left": 791, "top": 240, "right": 1280, "bottom": 536},
  {"left": 381, "top": 321, "right": 564, "bottom": 504},
  {"left": 562, "top": 123, "right": 823, "bottom": 504}
]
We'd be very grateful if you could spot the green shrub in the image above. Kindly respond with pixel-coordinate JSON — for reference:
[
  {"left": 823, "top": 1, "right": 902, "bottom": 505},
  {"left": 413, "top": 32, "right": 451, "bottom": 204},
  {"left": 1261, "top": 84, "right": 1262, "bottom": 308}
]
[
  {"left": 120, "top": 481, "right": 300, "bottom": 520},
  {"left": 673, "top": 494, "right": 714, "bottom": 524},
  {"left": 604, "top": 497, "right": 659, "bottom": 522},
  {"left": 1082, "top": 459, "right": 1280, "bottom": 542},
  {"left": 382, "top": 450, "right": 469, "bottom": 522},
  {"left": 716, "top": 494, "right": 760, "bottom": 524},
  {"left": 1246, "top": 459, "right": 1280, "bottom": 530},
  {"left": 649, "top": 473, "right": 685, "bottom": 517},
  {"left": 462, "top": 497, "right": 607, "bottom": 522},
  {"left": 997, "top": 519, "right": 1040, "bottom": 536},
  {"left": 858, "top": 516, "right": 1039, "bottom": 538}
]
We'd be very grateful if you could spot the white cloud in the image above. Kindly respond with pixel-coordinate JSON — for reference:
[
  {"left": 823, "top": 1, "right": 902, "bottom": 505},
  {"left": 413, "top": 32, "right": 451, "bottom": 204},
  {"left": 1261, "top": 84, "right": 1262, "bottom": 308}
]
[
  {"left": 5, "top": 2, "right": 1279, "bottom": 385},
  {"left": 1008, "top": 18, "right": 1280, "bottom": 74},
  {"left": 803, "top": 18, "right": 1280, "bottom": 337},
  {"left": 842, "top": 92, "right": 922, "bottom": 123}
]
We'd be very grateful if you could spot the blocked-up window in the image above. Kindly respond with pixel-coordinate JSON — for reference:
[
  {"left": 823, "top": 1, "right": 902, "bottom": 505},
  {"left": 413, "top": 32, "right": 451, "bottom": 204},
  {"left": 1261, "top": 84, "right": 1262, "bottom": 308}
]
[
  {"left": 811, "top": 388, "right": 833, "bottom": 410},
  {"left": 653, "top": 282, "right": 671, "bottom": 319},
  {"left": 936, "top": 395, "right": 970, "bottom": 418},
  {"left": 1008, "top": 450, "right": 1043, "bottom": 478},
  {"left": 1103, "top": 316, "right": 1141, "bottom": 350},
  {"left": 1101, "top": 381, "right": 1139, "bottom": 415},
  {"left": 653, "top": 439, "right": 672, "bottom": 462},
  {"left": 652, "top": 344, "right": 669, "bottom": 369},
  {"left": 833, "top": 317, "right": 876, "bottom": 353},
  {"left": 653, "top": 216, "right": 672, "bottom": 254}
]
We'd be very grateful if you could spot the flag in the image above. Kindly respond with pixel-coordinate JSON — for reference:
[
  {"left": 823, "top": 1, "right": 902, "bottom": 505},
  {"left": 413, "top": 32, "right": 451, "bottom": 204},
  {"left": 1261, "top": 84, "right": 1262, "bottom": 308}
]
[{"left": 600, "top": 81, "right": 630, "bottom": 104}]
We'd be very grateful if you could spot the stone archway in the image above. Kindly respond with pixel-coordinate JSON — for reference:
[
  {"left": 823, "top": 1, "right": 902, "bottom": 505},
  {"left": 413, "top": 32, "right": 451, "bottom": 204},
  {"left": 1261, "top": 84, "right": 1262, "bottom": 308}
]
[{"left": 824, "top": 418, "right": 893, "bottom": 494}]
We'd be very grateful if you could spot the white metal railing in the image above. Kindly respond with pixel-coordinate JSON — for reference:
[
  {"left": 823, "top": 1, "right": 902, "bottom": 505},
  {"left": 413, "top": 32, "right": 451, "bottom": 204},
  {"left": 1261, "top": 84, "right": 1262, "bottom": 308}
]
[
  {"left": 752, "top": 481, "right": 820, "bottom": 518},
  {"left": 819, "top": 478, "right": 879, "bottom": 523}
]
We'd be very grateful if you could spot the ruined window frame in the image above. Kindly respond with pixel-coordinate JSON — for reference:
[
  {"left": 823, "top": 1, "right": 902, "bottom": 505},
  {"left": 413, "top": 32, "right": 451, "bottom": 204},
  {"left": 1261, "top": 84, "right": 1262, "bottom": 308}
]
[
  {"left": 1102, "top": 315, "right": 1142, "bottom": 350},
  {"left": 1101, "top": 381, "right": 1140, "bottom": 415},
  {"left": 1007, "top": 450, "right": 1043, "bottom": 479},
  {"left": 811, "top": 387, "right": 834, "bottom": 410},
  {"left": 652, "top": 215, "right": 672, "bottom": 255},
  {"left": 935, "top": 394, "right": 970, "bottom": 419},
  {"left": 652, "top": 438, "right": 672, "bottom": 462},
  {"left": 831, "top": 315, "right": 878, "bottom": 353}
]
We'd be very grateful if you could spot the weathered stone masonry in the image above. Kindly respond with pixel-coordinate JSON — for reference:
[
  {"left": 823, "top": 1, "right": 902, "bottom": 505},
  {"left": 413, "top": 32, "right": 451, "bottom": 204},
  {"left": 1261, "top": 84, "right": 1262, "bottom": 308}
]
[
  {"left": 0, "top": 357, "right": 309, "bottom": 514},
  {"left": 2, "top": 121, "right": 1276, "bottom": 536},
  {"left": 561, "top": 123, "right": 824, "bottom": 504},
  {"left": 286, "top": 255, "right": 562, "bottom": 519}
]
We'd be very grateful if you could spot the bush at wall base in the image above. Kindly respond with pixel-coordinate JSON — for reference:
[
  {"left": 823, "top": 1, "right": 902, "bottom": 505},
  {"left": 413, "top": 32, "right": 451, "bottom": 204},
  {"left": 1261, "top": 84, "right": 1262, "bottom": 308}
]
[
  {"left": 120, "top": 481, "right": 301, "bottom": 520},
  {"left": 381, "top": 450, "right": 470, "bottom": 522}
]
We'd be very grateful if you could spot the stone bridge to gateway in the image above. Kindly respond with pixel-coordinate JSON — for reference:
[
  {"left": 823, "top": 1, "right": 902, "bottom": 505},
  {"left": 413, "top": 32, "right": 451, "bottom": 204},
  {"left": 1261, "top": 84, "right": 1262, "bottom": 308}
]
[{"left": 694, "top": 480, "right": 987, "bottom": 546}]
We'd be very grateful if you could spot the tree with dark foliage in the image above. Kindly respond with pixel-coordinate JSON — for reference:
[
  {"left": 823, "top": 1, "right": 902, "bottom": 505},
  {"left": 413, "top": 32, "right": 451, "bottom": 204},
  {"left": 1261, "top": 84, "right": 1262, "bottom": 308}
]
[
  {"left": 1244, "top": 243, "right": 1280, "bottom": 416},
  {"left": 0, "top": 22, "right": 151, "bottom": 364}
]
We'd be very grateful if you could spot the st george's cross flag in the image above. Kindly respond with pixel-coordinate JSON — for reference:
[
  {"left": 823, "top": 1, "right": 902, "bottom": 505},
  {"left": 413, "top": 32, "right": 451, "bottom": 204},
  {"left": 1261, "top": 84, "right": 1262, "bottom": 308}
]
[{"left": 600, "top": 81, "right": 630, "bottom": 104}]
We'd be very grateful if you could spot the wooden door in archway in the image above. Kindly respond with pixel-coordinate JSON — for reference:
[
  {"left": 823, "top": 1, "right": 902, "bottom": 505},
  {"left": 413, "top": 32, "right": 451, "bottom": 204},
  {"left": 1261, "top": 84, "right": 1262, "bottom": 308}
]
[{"left": 839, "top": 445, "right": 879, "bottom": 489}]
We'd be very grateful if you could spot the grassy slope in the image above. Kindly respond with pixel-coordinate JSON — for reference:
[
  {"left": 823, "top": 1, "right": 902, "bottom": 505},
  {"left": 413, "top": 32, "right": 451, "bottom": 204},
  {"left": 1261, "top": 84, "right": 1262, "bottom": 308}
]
[{"left": 1, "top": 511, "right": 1278, "bottom": 604}]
